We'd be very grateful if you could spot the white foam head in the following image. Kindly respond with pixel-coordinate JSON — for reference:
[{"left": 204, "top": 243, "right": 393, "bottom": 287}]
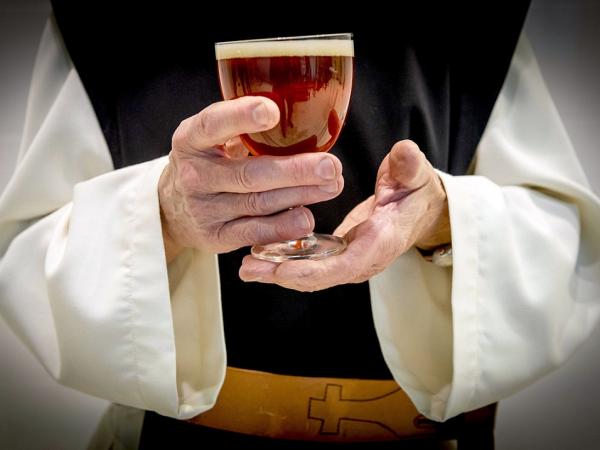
[{"left": 215, "top": 34, "right": 354, "bottom": 60}]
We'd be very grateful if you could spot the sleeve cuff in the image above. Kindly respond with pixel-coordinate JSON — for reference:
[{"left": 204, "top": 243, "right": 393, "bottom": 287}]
[
  {"left": 125, "top": 156, "right": 227, "bottom": 419},
  {"left": 46, "top": 156, "right": 226, "bottom": 419},
  {"left": 435, "top": 170, "right": 486, "bottom": 419}
]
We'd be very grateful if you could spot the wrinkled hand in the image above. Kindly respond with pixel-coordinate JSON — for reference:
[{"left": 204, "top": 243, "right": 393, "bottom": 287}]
[
  {"left": 159, "top": 96, "right": 344, "bottom": 262},
  {"left": 239, "top": 140, "right": 450, "bottom": 291}
]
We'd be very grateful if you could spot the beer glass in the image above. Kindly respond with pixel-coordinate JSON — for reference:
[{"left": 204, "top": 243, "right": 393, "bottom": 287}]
[{"left": 216, "top": 33, "right": 353, "bottom": 262}]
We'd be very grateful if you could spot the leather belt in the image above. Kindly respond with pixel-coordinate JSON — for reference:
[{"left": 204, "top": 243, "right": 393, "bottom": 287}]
[{"left": 187, "top": 367, "right": 441, "bottom": 442}]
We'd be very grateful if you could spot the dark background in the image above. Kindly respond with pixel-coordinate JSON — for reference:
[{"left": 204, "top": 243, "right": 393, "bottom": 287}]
[{"left": 1, "top": 0, "right": 599, "bottom": 448}]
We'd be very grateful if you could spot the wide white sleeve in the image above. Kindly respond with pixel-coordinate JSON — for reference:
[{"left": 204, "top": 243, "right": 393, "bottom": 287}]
[
  {"left": 0, "top": 18, "right": 226, "bottom": 420},
  {"left": 370, "top": 33, "right": 600, "bottom": 421}
]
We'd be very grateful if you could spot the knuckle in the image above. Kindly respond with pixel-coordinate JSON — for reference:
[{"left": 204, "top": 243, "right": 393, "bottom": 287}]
[
  {"left": 274, "top": 213, "right": 300, "bottom": 238},
  {"left": 273, "top": 220, "right": 288, "bottom": 239},
  {"left": 213, "top": 225, "right": 234, "bottom": 252},
  {"left": 196, "top": 109, "right": 219, "bottom": 140},
  {"left": 239, "top": 222, "right": 263, "bottom": 245},
  {"left": 219, "top": 220, "right": 265, "bottom": 248},
  {"left": 287, "top": 157, "right": 308, "bottom": 184},
  {"left": 273, "top": 157, "right": 303, "bottom": 186},
  {"left": 268, "top": 209, "right": 310, "bottom": 243},
  {"left": 244, "top": 192, "right": 268, "bottom": 215},
  {"left": 215, "top": 222, "right": 236, "bottom": 247},
  {"left": 300, "top": 186, "right": 318, "bottom": 204},
  {"left": 236, "top": 160, "right": 258, "bottom": 191}
]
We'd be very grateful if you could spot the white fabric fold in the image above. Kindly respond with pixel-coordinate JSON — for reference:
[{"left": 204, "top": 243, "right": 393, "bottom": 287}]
[
  {"left": 0, "top": 19, "right": 226, "bottom": 420},
  {"left": 371, "top": 35, "right": 600, "bottom": 421}
]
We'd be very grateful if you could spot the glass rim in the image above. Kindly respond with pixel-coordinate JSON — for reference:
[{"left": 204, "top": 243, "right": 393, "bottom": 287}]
[{"left": 215, "top": 32, "right": 353, "bottom": 47}]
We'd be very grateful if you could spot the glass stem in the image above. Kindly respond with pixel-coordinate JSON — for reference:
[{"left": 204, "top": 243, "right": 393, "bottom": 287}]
[{"left": 288, "top": 233, "right": 318, "bottom": 251}]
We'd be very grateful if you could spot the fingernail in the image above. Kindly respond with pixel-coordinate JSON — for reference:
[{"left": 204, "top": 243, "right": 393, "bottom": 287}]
[
  {"left": 316, "top": 157, "right": 336, "bottom": 180},
  {"left": 294, "top": 210, "right": 311, "bottom": 230},
  {"left": 319, "top": 182, "right": 338, "bottom": 193},
  {"left": 252, "top": 102, "right": 270, "bottom": 127}
]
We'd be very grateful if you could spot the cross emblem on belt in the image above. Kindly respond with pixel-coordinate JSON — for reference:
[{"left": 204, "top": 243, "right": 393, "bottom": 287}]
[{"left": 308, "top": 383, "right": 436, "bottom": 438}]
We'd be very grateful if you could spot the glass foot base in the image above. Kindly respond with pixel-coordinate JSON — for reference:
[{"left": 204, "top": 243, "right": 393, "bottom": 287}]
[{"left": 251, "top": 233, "right": 347, "bottom": 263}]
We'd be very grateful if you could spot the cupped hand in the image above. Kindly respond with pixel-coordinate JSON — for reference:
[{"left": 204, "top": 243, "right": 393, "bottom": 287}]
[
  {"left": 239, "top": 140, "right": 450, "bottom": 291},
  {"left": 159, "top": 96, "right": 344, "bottom": 262}
]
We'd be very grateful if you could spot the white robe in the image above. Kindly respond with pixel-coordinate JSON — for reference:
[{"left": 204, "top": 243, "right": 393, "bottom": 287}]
[{"left": 1, "top": 16, "right": 599, "bottom": 444}]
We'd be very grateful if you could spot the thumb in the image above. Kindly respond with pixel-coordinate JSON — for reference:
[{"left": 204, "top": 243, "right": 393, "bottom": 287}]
[{"left": 389, "top": 140, "right": 432, "bottom": 190}]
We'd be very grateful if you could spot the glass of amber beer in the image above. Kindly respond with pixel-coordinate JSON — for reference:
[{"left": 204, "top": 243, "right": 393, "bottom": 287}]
[{"left": 216, "top": 33, "right": 353, "bottom": 262}]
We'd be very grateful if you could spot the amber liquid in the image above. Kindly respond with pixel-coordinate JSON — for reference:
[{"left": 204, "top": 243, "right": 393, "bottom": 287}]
[{"left": 218, "top": 55, "right": 353, "bottom": 156}]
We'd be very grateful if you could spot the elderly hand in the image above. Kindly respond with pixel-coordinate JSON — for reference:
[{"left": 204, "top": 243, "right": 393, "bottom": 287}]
[
  {"left": 239, "top": 140, "right": 450, "bottom": 291},
  {"left": 159, "top": 96, "right": 344, "bottom": 262}
]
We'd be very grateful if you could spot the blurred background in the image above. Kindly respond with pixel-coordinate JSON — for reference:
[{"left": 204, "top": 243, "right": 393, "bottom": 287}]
[{"left": 1, "top": 0, "right": 599, "bottom": 448}]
